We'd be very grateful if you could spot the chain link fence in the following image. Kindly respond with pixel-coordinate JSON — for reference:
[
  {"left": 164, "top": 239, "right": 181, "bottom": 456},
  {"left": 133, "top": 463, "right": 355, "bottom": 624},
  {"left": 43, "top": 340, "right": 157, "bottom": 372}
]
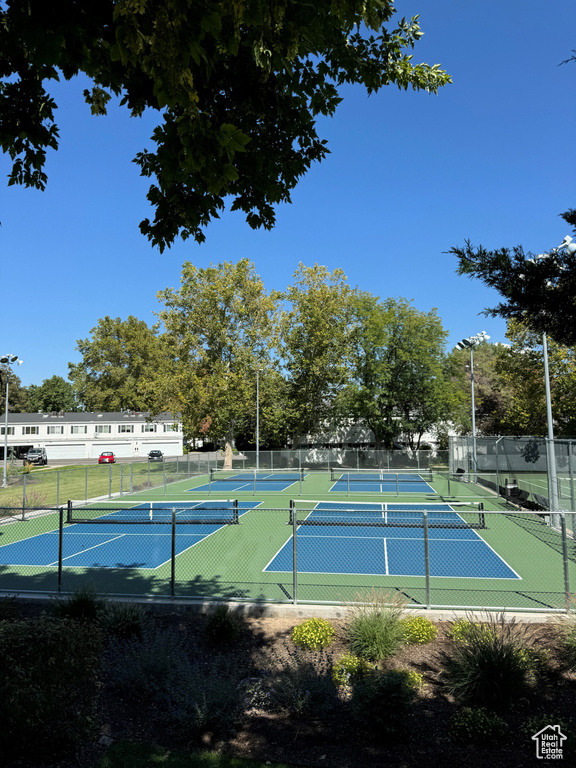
[{"left": 1, "top": 502, "right": 574, "bottom": 612}]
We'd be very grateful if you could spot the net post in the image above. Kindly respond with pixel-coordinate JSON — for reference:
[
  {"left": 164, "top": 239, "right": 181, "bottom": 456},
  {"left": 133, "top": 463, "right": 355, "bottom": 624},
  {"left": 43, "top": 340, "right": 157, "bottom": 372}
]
[
  {"left": 292, "top": 500, "right": 298, "bottom": 605},
  {"left": 66, "top": 499, "right": 73, "bottom": 524},
  {"left": 423, "top": 510, "right": 431, "bottom": 609},
  {"left": 171, "top": 508, "right": 176, "bottom": 598},
  {"left": 57, "top": 506, "right": 64, "bottom": 593},
  {"left": 560, "top": 513, "right": 571, "bottom": 612},
  {"left": 233, "top": 499, "right": 239, "bottom": 525}
]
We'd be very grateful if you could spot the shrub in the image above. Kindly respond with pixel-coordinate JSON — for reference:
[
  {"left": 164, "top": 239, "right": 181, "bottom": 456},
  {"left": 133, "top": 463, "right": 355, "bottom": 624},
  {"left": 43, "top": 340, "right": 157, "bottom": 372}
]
[
  {"left": 204, "top": 603, "right": 244, "bottom": 648},
  {"left": 0, "top": 617, "right": 102, "bottom": 761},
  {"left": 107, "top": 626, "right": 190, "bottom": 700},
  {"left": 439, "top": 613, "right": 541, "bottom": 709},
  {"left": 450, "top": 707, "right": 508, "bottom": 745},
  {"left": 267, "top": 644, "right": 340, "bottom": 719},
  {"left": 97, "top": 600, "right": 147, "bottom": 640},
  {"left": 351, "top": 669, "right": 416, "bottom": 741},
  {"left": 107, "top": 627, "right": 245, "bottom": 735},
  {"left": 554, "top": 607, "right": 576, "bottom": 670},
  {"left": 346, "top": 590, "right": 406, "bottom": 661},
  {"left": 52, "top": 583, "right": 106, "bottom": 622},
  {"left": 332, "top": 653, "right": 373, "bottom": 687},
  {"left": 401, "top": 615, "right": 438, "bottom": 644},
  {"left": 291, "top": 617, "right": 336, "bottom": 650},
  {"left": 396, "top": 668, "right": 426, "bottom": 691},
  {"left": 447, "top": 618, "right": 492, "bottom": 643}
]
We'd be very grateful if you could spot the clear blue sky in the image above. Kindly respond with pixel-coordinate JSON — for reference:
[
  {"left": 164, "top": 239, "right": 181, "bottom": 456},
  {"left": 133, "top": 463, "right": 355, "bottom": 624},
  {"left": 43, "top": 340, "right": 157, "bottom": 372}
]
[{"left": 1, "top": 0, "right": 575, "bottom": 387}]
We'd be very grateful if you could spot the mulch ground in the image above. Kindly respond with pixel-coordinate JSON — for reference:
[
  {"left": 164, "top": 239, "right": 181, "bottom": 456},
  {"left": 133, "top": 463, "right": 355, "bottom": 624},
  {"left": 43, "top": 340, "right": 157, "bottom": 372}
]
[{"left": 4, "top": 601, "right": 576, "bottom": 768}]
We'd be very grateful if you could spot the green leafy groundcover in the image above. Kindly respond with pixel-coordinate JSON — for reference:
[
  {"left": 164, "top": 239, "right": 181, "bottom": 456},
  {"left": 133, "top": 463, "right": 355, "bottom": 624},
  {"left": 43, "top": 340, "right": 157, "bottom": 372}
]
[{"left": 97, "top": 741, "right": 294, "bottom": 768}]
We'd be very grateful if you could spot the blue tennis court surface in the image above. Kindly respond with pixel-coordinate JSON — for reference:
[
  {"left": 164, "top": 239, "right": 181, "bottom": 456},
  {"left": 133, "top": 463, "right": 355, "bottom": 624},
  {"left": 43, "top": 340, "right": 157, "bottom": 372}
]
[
  {"left": 264, "top": 502, "right": 520, "bottom": 579},
  {"left": 0, "top": 501, "right": 260, "bottom": 570},
  {"left": 191, "top": 471, "right": 305, "bottom": 493},
  {"left": 331, "top": 473, "right": 433, "bottom": 493}
]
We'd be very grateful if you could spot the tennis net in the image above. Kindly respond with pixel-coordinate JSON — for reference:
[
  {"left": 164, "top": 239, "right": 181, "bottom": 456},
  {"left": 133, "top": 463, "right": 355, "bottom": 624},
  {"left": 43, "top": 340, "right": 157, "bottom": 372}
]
[
  {"left": 67, "top": 499, "right": 239, "bottom": 524},
  {"left": 289, "top": 500, "right": 485, "bottom": 529},
  {"left": 210, "top": 468, "right": 305, "bottom": 483},
  {"left": 329, "top": 468, "right": 434, "bottom": 483}
]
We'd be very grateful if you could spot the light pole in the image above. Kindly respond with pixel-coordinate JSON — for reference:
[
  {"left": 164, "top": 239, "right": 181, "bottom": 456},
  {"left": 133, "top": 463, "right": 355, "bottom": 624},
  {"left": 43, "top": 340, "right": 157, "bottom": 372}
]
[
  {"left": 256, "top": 368, "right": 260, "bottom": 471},
  {"left": 455, "top": 331, "right": 490, "bottom": 477},
  {"left": 1, "top": 354, "right": 23, "bottom": 489},
  {"left": 524, "top": 235, "right": 576, "bottom": 517}
]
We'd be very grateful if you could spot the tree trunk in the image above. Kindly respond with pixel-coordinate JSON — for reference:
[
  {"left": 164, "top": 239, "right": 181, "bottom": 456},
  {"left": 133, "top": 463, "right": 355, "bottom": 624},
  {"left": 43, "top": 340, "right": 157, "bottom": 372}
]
[{"left": 223, "top": 439, "right": 234, "bottom": 470}]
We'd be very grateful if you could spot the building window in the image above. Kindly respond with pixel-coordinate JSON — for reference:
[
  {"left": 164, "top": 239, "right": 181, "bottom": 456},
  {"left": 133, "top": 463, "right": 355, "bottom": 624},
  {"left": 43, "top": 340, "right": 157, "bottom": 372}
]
[
  {"left": 118, "top": 424, "right": 134, "bottom": 433},
  {"left": 0, "top": 427, "right": 15, "bottom": 436},
  {"left": 22, "top": 426, "right": 39, "bottom": 435},
  {"left": 141, "top": 424, "right": 156, "bottom": 433},
  {"left": 95, "top": 425, "right": 111, "bottom": 434},
  {"left": 163, "top": 423, "right": 178, "bottom": 432},
  {"left": 47, "top": 426, "right": 64, "bottom": 435},
  {"left": 71, "top": 425, "right": 87, "bottom": 434}
]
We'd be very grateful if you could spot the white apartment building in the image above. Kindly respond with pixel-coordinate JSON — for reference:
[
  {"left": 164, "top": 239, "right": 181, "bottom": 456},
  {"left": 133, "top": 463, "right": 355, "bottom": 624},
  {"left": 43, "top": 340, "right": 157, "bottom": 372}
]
[{"left": 0, "top": 411, "right": 183, "bottom": 460}]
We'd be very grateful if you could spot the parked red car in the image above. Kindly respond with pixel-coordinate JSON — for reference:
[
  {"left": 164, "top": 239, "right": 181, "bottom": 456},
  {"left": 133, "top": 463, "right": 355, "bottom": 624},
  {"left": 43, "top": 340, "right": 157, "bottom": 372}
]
[{"left": 98, "top": 452, "right": 116, "bottom": 464}]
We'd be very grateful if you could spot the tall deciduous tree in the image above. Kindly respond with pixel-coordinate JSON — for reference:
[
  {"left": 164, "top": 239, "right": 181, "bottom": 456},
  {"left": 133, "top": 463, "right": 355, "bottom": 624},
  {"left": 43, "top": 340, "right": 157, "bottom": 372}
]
[
  {"left": 0, "top": 1, "right": 450, "bottom": 249},
  {"left": 0, "top": 365, "right": 28, "bottom": 413},
  {"left": 156, "top": 259, "right": 277, "bottom": 463},
  {"left": 344, "top": 295, "right": 454, "bottom": 450},
  {"left": 494, "top": 319, "right": 576, "bottom": 437},
  {"left": 26, "top": 375, "right": 77, "bottom": 413},
  {"left": 68, "top": 316, "right": 166, "bottom": 411},
  {"left": 446, "top": 342, "right": 513, "bottom": 437},
  {"left": 280, "top": 264, "right": 356, "bottom": 443}
]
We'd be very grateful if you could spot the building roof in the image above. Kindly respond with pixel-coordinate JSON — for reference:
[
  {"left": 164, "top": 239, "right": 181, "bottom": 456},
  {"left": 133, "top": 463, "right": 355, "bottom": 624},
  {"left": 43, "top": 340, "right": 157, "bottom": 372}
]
[{"left": 3, "top": 411, "right": 178, "bottom": 425}]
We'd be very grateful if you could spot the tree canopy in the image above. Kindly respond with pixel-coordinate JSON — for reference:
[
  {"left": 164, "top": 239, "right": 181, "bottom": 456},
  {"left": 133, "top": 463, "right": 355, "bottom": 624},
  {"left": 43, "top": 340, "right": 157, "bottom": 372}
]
[
  {"left": 26, "top": 375, "right": 76, "bottom": 413},
  {"left": 68, "top": 315, "right": 166, "bottom": 411},
  {"left": 450, "top": 208, "right": 576, "bottom": 346},
  {"left": 343, "top": 294, "right": 454, "bottom": 450},
  {"left": 0, "top": 0, "right": 450, "bottom": 250}
]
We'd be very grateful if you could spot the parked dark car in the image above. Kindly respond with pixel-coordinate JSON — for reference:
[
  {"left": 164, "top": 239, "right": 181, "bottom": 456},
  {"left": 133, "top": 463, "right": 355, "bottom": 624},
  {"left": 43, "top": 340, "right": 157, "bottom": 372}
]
[
  {"left": 148, "top": 450, "right": 164, "bottom": 462},
  {"left": 23, "top": 447, "right": 48, "bottom": 466},
  {"left": 98, "top": 452, "right": 116, "bottom": 464}
]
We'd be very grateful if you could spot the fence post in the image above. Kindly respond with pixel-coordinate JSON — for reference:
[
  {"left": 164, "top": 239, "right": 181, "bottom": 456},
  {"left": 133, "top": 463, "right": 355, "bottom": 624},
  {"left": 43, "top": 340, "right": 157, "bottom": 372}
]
[
  {"left": 423, "top": 510, "right": 431, "bottom": 609},
  {"left": 120, "top": 464, "right": 123, "bottom": 496},
  {"left": 56, "top": 471, "right": 60, "bottom": 507},
  {"left": 22, "top": 473, "right": 26, "bottom": 515},
  {"left": 291, "top": 500, "right": 298, "bottom": 605},
  {"left": 85, "top": 467, "right": 88, "bottom": 502},
  {"left": 130, "top": 462, "right": 133, "bottom": 495},
  {"left": 560, "top": 513, "right": 571, "bottom": 611},
  {"left": 57, "top": 507, "right": 64, "bottom": 593},
  {"left": 171, "top": 509, "right": 176, "bottom": 598},
  {"left": 108, "top": 464, "right": 112, "bottom": 498}
]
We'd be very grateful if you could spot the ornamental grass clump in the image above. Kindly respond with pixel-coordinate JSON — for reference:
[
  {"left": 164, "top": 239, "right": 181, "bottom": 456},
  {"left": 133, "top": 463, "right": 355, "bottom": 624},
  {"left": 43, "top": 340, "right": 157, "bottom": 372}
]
[
  {"left": 439, "top": 613, "right": 542, "bottom": 709},
  {"left": 401, "top": 615, "right": 438, "bottom": 644},
  {"left": 346, "top": 589, "right": 406, "bottom": 661},
  {"left": 291, "top": 617, "right": 335, "bottom": 650},
  {"left": 351, "top": 669, "right": 417, "bottom": 742}
]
